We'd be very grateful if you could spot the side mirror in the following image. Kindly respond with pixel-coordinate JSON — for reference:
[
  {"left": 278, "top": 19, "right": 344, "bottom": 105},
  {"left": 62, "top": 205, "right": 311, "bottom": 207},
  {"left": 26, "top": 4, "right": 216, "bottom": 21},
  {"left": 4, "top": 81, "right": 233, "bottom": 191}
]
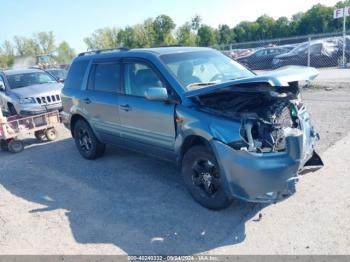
[
  {"left": 0, "top": 81, "right": 5, "bottom": 91},
  {"left": 57, "top": 78, "right": 65, "bottom": 83},
  {"left": 144, "top": 87, "right": 168, "bottom": 101}
]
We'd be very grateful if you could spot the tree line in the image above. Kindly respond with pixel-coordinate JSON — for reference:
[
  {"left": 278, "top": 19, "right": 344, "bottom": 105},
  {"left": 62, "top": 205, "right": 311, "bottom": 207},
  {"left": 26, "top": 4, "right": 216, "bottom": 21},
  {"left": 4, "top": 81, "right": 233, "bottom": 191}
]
[
  {"left": 1, "top": 0, "right": 349, "bottom": 68},
  {"left": 0, "top": 31, "right": 76, "bottom": 68}
]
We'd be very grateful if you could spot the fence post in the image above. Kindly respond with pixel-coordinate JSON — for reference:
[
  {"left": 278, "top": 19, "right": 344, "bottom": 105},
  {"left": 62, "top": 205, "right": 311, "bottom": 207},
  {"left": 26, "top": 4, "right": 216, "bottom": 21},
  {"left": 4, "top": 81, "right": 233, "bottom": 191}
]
[{"left": 307, "top": 37, "right": 311, "bottom": 67}]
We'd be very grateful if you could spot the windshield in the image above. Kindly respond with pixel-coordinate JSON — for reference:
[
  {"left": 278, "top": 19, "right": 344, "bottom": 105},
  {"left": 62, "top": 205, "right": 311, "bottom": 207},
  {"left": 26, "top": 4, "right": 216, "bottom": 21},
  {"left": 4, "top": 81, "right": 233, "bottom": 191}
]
[
  {"left": 290, "top": 43, "right": 308, "bottom": 54},
  {"left": 160, "top": 50, "right": 254, "bottom": 91},
  {"left": 7, "top": 71, "right": 57, "bottom": 89},
  {"left": 47, "top": 69, "right": 67, "bottom": 79}
]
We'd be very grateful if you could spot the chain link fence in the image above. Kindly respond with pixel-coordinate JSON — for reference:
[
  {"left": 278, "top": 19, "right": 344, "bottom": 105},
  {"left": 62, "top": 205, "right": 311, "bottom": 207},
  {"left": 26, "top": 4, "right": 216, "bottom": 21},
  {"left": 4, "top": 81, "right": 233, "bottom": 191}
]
[{"left": 217, "top": 31, "right": 350, "bottom": 72}]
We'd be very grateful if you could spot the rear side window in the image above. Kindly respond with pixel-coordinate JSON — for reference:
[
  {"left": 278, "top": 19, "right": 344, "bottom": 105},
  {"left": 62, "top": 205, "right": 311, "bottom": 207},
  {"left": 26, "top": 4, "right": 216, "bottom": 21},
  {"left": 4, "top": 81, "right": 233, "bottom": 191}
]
[
  {"left": 64, "top": 60, "right": 89, "bottom": 89},
  {"left": 92, "top": 63, "right": 120, "bottom": 93}
]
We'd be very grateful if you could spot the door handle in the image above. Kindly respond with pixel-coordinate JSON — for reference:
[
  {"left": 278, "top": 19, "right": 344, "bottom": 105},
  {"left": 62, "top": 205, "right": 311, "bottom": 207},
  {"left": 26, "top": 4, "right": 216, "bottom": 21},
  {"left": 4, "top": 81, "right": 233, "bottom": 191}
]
[
  {"left": 83, "top": 98, "right": 91, "bottom": 104},
  {"left": 120, "top": 104, "right": 132, "bottom": 111}
]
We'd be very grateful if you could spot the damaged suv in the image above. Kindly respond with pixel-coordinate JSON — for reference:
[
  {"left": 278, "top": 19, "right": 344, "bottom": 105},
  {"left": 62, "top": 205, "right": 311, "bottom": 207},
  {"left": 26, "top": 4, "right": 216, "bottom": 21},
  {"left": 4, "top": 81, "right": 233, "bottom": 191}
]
[{"left": 62, "top": 47, "right": 323, "bottom": 210}]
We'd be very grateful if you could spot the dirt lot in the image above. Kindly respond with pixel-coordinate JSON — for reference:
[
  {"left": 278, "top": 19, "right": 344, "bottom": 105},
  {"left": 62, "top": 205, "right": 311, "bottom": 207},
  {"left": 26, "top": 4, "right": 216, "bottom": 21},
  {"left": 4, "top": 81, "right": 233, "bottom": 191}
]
[{"left": 0, "top": 87, "right": 350, "bottom": 255}]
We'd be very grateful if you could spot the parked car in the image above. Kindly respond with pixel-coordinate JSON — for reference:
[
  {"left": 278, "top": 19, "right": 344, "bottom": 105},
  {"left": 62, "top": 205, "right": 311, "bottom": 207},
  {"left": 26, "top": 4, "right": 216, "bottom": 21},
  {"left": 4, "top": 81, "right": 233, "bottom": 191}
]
[
  {"left": 272, "top": 41, "right": 348, "bottom": 68},
  {"left": 331, "top": 36, "right": 350, "bottom": 66},
  {"left": 230, "top": 48, "right": 254, "bottom": 59},
  {"left": 62, "top": 47, "right": 323, "bottom": 210},
  {"left": 0, "top": 68, "right": 63, "bottom": 116},
  {"left": 45, "top": 68, "right": 68, "bottom": 82},
  {"left": 236, "top": 47, "right": 291, "bottom": 70}
]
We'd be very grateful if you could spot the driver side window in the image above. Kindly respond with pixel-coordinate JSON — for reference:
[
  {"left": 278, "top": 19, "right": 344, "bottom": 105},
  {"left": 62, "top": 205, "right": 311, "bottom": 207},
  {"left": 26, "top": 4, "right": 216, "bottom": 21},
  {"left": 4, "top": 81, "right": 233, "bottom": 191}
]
[{"left": 123, "top": 62, "right": 165, "bottom": 97}]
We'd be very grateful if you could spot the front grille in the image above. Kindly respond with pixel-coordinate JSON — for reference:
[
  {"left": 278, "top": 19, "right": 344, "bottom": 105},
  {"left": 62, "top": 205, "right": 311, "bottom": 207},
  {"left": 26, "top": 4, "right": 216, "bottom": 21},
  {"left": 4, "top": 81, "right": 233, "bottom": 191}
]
[{"left": 36, "top": 94, "right": 61, "bottom": 105}]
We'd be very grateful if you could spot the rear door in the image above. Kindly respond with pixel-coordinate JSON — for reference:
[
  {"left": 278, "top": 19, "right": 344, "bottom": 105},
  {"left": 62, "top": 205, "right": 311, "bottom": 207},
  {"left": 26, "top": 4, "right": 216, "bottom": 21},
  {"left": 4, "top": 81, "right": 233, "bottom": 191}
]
[
  {"left": 117, "top": 59, "right": 176, "bottom": 152},
  {"left": 82, "top": 60, "right": 122, "bottom": 142}
]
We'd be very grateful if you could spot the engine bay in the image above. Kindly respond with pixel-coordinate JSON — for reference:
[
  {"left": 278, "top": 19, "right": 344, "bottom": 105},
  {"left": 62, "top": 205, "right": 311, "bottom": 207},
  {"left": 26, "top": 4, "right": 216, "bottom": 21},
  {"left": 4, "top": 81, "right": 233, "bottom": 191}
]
[{"left": 196, "top": 84, "right": 302, "bottom": 152}]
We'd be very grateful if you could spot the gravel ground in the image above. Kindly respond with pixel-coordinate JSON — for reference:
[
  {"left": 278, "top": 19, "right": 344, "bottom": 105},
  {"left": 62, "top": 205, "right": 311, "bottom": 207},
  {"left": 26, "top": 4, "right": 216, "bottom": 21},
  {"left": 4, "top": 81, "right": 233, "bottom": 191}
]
[
  {"left": 302, "top": 87, "right": 350, "bottom": 153},
  {"left": 0, "top": 87, "right": 349, "bottom": 255}
]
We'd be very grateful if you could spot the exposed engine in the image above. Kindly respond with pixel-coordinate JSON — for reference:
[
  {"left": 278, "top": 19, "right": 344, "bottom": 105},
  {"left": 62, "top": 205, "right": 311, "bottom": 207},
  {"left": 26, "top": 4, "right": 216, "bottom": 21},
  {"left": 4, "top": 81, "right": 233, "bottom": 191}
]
[{"left": 197, "top": 86, "right": 301, "bottom": 152}]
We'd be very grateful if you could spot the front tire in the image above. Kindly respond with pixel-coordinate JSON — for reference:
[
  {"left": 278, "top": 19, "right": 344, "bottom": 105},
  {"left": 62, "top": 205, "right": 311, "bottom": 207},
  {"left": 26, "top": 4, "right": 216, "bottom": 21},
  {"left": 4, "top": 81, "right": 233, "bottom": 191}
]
[
  {"left": 8, "top": 139, "right": 24, "bottom": 153},
  {"left": 73, "top": 120, "right": 105, "bottom": 160},
  {"left": 182, "top": 145, "right": 233, "bottom": 210}
]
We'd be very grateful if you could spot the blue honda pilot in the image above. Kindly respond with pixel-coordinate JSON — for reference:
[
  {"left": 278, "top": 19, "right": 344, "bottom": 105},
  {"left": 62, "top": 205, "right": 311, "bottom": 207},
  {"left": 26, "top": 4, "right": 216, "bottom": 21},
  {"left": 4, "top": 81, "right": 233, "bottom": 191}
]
[{"left": 61, "top": 47, "right": 323, "bottom": 210}]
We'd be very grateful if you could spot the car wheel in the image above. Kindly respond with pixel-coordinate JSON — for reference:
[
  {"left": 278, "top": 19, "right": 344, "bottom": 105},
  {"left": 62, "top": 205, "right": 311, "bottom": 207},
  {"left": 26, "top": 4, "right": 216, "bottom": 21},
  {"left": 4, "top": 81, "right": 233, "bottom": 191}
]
[
  {"left": 45, "top": 128, "right": 58, "bottom": 141},
  {"left": 73, "top": 119, "right": 105, "bottom": 160},
  {"left": 8, "top": 139, "right": 24, "bottom": 153},
  {"left": 182, "top": 145, "right": 233, "bottom": 210},
  {"left": 8, "top": 104, "right": 17, "bottom": 116},
  {"left": 35, "top": 130, "right": 47, "bottom": 141}
]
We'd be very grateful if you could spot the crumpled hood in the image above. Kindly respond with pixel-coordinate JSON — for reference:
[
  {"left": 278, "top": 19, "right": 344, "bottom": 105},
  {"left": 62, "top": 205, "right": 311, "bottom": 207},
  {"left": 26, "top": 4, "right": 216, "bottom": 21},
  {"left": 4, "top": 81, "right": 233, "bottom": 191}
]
[
  {"left": 186, "top": 66, "right": 319, "bottom": 98},
  {"left": 11, "top": 82, "right": 63, "bottom": 98}
]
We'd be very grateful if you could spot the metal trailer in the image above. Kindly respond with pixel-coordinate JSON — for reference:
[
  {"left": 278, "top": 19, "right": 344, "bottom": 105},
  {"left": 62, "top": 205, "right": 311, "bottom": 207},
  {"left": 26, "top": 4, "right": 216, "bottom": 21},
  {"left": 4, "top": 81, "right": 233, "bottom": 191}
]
[{"left": 0, "top": 111, "right": 60, "bottom": 153}]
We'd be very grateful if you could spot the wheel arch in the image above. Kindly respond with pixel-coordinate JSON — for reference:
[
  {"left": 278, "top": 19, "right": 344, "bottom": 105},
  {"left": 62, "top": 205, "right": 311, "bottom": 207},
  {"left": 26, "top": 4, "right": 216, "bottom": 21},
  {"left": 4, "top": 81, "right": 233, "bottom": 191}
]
[
  {"left": 70, "top": 114, "right": 88, "bottom": 138},
  {"left": 178, "top": 135, "right": 213, "bottom": 165}
]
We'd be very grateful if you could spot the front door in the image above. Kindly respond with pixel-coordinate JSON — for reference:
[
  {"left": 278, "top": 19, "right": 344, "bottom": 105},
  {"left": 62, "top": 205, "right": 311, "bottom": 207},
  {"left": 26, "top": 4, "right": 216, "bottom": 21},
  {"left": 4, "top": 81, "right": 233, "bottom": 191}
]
[{"left": 118, "top": 60, "right": 176, "bottom": 151}]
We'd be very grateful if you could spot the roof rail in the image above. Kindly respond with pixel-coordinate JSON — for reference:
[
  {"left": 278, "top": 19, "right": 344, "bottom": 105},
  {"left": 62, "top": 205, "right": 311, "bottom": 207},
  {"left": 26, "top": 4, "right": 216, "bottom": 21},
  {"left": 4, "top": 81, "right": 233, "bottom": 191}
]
[
  {"left": 78, "top": 47, "right": 130, "bottom": 57},
  {"left": 156, "top": 44, "right": 184, "bottom": 48}
]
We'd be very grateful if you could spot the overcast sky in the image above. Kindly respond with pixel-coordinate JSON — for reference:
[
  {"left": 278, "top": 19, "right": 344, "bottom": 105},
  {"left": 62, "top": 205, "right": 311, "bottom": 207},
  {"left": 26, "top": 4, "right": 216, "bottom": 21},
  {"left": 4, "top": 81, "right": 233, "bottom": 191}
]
[{"left": 1, "top": 0, "right": 340, "bottom": 52}]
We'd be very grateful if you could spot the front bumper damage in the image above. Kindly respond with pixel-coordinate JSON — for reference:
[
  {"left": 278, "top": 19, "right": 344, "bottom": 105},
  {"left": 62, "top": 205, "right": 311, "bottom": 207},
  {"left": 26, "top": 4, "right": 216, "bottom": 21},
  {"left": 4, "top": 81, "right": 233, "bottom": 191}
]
[{"left": 211, "top": 127, "right": 323, "bottom": 203}]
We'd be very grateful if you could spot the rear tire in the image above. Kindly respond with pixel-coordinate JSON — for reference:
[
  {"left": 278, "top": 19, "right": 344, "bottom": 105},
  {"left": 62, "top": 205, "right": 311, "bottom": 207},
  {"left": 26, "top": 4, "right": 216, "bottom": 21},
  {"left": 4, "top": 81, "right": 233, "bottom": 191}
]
[
  {"left": 73, "top": 119, "right": 105, "bottom": 160},
  {"left": 45, "top": 128, "right": 57, "bottom": 141},
  {"left": 8, "top": 139, "right": 24, "bottom": 153},
  {"left": 182, "top": 145, "right": 233, "bottom": 210}
]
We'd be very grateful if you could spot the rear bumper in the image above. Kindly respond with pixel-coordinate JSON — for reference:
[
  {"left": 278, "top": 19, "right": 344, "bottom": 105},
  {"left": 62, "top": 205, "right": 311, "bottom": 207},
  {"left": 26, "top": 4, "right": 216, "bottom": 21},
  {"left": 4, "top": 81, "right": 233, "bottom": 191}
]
[
  {"left": 211, "top": 129, "right": 323, "bottom": 203},
  {"left": 60, "top": 111, "right": 71, "bottom": 130}
]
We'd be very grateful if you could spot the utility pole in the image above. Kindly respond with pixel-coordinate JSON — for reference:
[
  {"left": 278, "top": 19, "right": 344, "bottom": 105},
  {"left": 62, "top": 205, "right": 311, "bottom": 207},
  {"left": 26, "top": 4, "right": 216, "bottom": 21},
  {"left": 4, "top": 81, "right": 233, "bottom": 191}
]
[
  {"left": 342, "top": 8, "right": 346, "bottom": 68},
  {"left": 334, "top": 7, "right": 348, "bottom": 68}
]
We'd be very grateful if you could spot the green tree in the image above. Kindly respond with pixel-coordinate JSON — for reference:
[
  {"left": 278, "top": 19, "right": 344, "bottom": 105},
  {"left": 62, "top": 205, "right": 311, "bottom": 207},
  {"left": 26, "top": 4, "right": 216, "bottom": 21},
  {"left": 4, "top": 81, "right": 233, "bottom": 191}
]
[
  {"left": 132, "top": 23, "right": 150, "bottom": 48},
  {"left": 191, "top": 15, "right": 202, "bottom": 31},
  {"left": 118, "top": 26, "right": 138, "bottom": 48},
  {"left": 56, "top": 41, "right": 76, "bottom": 63},
  {"left": 233, "top": 21, "right": 259, "bottom": 42},
  {"left": 197, "top": 25, "right": 218, "bottom": 46},
  {"left": 256, "top": 15, "right": 275, "bottom": 39},
  {"left": 272, "top": 17, "right": 290, "bottom": 38},
  {"left": 84, "top": 27, "right": 120, "bottom": 50},
  {"left": 176, "top": 22, "right": 197, "bottom": 46},
  {"left": 0, "top": 40, "right": 15, "bottom": 68},
  {"left": 153, "top": 15, "right": 176, "bottom": 46},
  {"left": 13, "top": 36, "right": 41, "bottom": 57},
  {"left": 297, "top": 4, "right": 334, "bottom": 35},
  {"left": 218, "top": 24, "right": 235, "bottom": 45},
  {"left": 289, "top": 12, "right": 304, "bottom": 35},
  {"left": 34, "top": 31, "right": 56, "bottom": 54},
  {"left": 143, "top": 18, "right": 156, "bottom": 47}
]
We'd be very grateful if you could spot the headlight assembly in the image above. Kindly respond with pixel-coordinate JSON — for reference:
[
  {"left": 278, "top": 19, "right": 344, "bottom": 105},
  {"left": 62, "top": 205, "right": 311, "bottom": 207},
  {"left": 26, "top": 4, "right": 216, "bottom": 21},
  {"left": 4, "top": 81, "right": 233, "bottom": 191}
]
[{"left": 19, "top": 97, "right": 36, "bottom": 104}]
